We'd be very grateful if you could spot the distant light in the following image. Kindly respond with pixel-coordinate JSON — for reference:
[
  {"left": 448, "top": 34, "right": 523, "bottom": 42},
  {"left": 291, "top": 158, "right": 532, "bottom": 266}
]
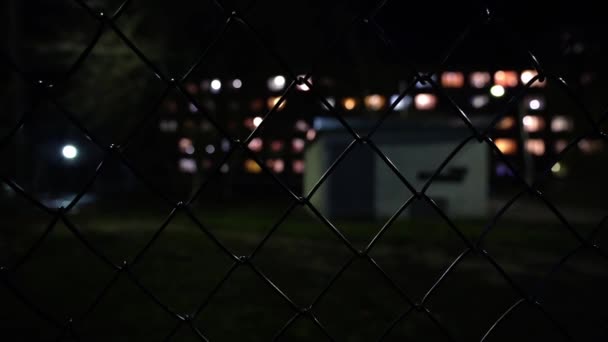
[
  {"left": 272, "top": 159, "right": 285, "bottom": 173},
  {"left": 441, "top": 71, "right": 464, "bottom": 88},
  {"left": 306, "top": 129, "right": 316, "bottom": 141},
  {"left": 415, "top": 75, "right": 437, "bottom": 89},
  {"left": 522, "top": 115, "right": 545, "bottom": 132},
  {"left": 185, "top": 82, "right": 199, "bottom": 94},
  {"left": 232, "top": 79, "right": 242, "bottom": 89},
  {"left": 292, "top": 160, "right": 305, "bottom": 174},
  {"left": 62, "top": 145, "right": 78, "bottom": 159},
  {"left": 471, "top": 95, "right": 489, "bottom": 109},
  {"left": 325, "top": 97, "right": 336, "bottom": 110},
  {"left": 185, "top": 145, "right": 195, "bottom": 155},
  {"left": 178, "top": 138, "right": 193, "bottom": 153},
  {"left": 244, "top": 159, "right": 262, "bottom": 174},
  {"left": 390, "top": 94, "right": 411, "bottom": 111},
  {"left": 526, "top": 139, "right": 545, "bottom": 156},
  {"left": 470, "top": 72, "right": 491, "bottom": 88},
  {"left": 551, "top": 116, "right": 573, "bottom": 132},
  {"left": 494, "top": 138, "right": 517, "bottom": 155},
  {"left": 496, "top": 162, "right": 514, "bottom": 177},
  {"left": 253, "top": 116, "right": 263, "bottom": 128},
  {"left": 292, "top": 138, "right": 305, "bottom": 153},
  {"left": 578, "top": 139, "right": 604, "bottom": 154},
  {"left": 490, "top": 85, "right": 505, "bottom": 97},
  {"left": 520, "top": 70, "right": 536, "bottom": 84},
  {"left": 343, "top": 97, "right": 357, "bottom": 110},
  {"left": 294, "top": 120, "right": 309, "bottom": 132},
  {"left": 210, "top": 79, "right": 221, "bottom": 93},
  {"left": 205, "top": 144, "right": 215, "bottom": 154},
  {"left": 496, "top": 116, "right": 515, "bottom": 130},
  {"left": 221, "top": 139, "right": 231, "bottom": 152},
  {"left": 267, "top": 96, "right": 286, "bottom": 110},
  {"left": 296, "top": 75, "right": 311, "bottom": 91},
  {"left": 554, "top": 139, "right": 568, "bottom": 153},
  {"left": 188, "top": 103, "right": 198, "bottom": 113},
  {"left": 248, "top": 137, "right": 263, "bottom": 152},
  {"left": 220, "top": 164, "right": 230, "bottom": 173},
  {"left": 551, "top": 162, "right": 561, "bottom": 173},
  {"left": 529, "top": 99, "right": 541, "bottom": 110},
  {"left": 178, "top": 158, "right": 197, "bottom": 173},
  {"left": 159, "top": 120, "right": 178, "bottom": 132},
  {"left": 364, "top": 94, "right": 386, "bottom": 111},
  {"left": 268, "top": 75, "right": 286, "bottom": 91},
  {"left": 414, "top": 93, "right": 437, "bottom": 110},
  {"left": 494, "top": 70, "right": 518, "bottom": 87}
]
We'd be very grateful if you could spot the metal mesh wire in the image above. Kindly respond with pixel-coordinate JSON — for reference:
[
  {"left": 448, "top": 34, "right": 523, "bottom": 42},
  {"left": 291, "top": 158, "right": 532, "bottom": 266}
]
[{"left": 1, "top": 0, "right": 607, "bottom": 341}]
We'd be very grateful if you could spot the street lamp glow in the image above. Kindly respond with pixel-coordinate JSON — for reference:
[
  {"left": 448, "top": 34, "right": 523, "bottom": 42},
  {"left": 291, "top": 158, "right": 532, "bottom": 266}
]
[
  {"left": 490, "top": 85, "right": 505, "bottom": 97},
  {"left": 529, "top": 99, "right": 541, "bottom": 110},
  {"left": 210, "top": 79, "right": 221, "bottom": 93},
  {"left": 253, "top": 116, "right": 263, "bottom": 127},
  {"left": 62, "top": 145, "right": 78, "bottom": 159}
]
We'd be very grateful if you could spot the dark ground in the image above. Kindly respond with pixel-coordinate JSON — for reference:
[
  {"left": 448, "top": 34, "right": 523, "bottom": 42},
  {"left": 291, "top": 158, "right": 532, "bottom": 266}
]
[{"left": 1, "top": 196, "right": 608, "bottom": 342}]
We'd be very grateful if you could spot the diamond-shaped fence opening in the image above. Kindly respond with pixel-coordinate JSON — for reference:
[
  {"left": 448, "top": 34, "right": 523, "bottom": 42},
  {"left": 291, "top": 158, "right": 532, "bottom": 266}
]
[{"left": 2, "top": 0, "right": 608, "bottom": 341}]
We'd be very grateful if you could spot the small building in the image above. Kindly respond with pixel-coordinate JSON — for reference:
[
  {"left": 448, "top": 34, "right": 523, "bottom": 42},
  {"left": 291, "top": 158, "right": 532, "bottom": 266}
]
[{"left": 304, "top": 117, "right": 490, "bottom": 219}]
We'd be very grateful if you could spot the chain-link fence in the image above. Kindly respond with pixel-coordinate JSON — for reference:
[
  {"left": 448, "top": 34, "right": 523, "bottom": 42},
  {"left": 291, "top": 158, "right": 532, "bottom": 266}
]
[{"left": 1, "top": 0, "right": 608, "bottom": 341}]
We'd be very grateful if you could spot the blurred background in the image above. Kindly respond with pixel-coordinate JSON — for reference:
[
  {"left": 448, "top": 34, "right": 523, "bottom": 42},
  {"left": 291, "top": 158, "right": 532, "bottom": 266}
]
[{"left": 1, "top": 0, "right": 608, "bottom": 341}]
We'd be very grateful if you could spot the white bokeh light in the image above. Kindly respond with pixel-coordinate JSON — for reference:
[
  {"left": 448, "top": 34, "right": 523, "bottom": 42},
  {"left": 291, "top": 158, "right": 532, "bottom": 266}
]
[{"left": 62, "top": 145, "right": 78, "bottom": 159}]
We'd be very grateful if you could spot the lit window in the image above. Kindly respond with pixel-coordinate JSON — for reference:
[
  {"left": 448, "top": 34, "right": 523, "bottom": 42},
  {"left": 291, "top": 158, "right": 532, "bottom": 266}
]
[
  {"left": 343, "top": 97, "right": 357, "bottom": 110},
  {"left": 496, "top": 116, "right": 515, "bottom": 130},
  {"left": 210, "top": 79, "right": 221, "bottom": 93},
  {"left": 551, "top": 116, "right": 573, "bottom": 132},
  {"left": 297, "top": 75, "right": 311, "bottom": 91},
  {"left": 178, "top": 138, "right": 193, "bottom": 153},
  {"left": 364, "top": 94, "right": 386, "bottom": 111},
  {"left": 490, "top": 85, "right": 505, "bottom": 97},
  {"left": 244, "top": 159, "right": 262, "bottom": 174},
  {"left": 267, "top": 96, "right": 286, "bottom": 110},
  {"left": 306, "top": 129, "right": 316, "bottom": 141},
  {"left": 441, "top": 72, "right": 464, "bottom": 88},
  {"left": 414, "top": 94, "right": 437, "bottom": 110},
  {"left": 471, "top": 95, "right": 489, "bottom": 109},
  {"left": 526, "top": 139, "right": 545, "bottom": 156},
  {"left": 205, "top": 145, "right": 215, "bottom": 154},
  {"left": 470, "top": 72, "right": 491, "bottom": 88},
  {"left": 494, "top": 71, "right": 518, "bottom": 87},
  {"left": 522, "top": 115, "right": 545, "bottom": 132},
  {"left": 188, "top": 103, "right": 198, "bottom": 113},
  {"left": 248, "top": 138, "right": 263, "bottom": 152},
  {"left": 390, "top": 94, "right": 412, "bottom": 111},
  {"left": 271, "top": 140, "right": 284, "bottom": 152},
  {"left": 554, "top": 139, "right": 568, "bottom": 153},
  {"left": 272, "top": 159, "right": 285, "bottom": 173},
  {"left": 159, "top": 120, "right": 178, "bottom": 132},
  {"left": 232, "top": 79, "right": 242, "bottom": 89},
  {"left": 268, "top": 75, "right": 286, "bottom": 91},
  {"left": 293, "top": 160, "right": 305, "bottom": 174},
  {"left": 294, "top": 120, "right": 309, "bottom": 132},
  {"left": 253, "top": 116, "right": 263, "bottom": 128},
  {"left": 520, "top": 69, "right": 546, "bottom": 87},
  {"left": 292, "top": 138, "right": 305, "bottom": 153},
  {"left": 494, "top": 138, "right": 517, "bottom": 155},
  {"left": 178, "top": 158, "right": 197, "bottom": 173},
  {"left": 578, "top": 139, "right": 603, "bottom": 154}
]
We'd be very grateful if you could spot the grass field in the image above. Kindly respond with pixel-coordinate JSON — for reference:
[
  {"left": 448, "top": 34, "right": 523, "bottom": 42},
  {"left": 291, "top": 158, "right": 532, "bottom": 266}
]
[{"left": 1, "top": 200, "right": 608, "bottom": 341}]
